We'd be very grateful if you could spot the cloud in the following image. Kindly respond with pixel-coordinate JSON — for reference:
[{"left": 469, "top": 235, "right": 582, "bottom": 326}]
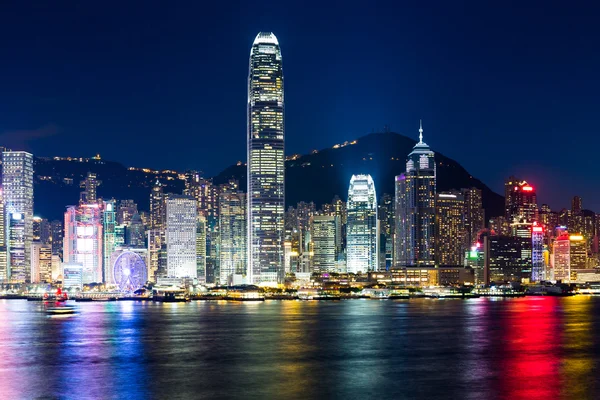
[{"left": 0, "top": 123, "right": 60, "bottom": 150}]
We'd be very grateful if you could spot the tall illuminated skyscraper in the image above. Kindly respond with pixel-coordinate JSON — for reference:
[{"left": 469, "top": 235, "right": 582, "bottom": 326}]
[
  {"left": 2, "top": 151, "right": 34, "bottom": 282},
  {"left": 346, "top": 174, "right": 378, "bottom": 274},
  {"left": 247, "top": 32, "right": 285, "bottom": 284},
  {"left": 395, "top": 122, "right": 436, "bottom": 266}
]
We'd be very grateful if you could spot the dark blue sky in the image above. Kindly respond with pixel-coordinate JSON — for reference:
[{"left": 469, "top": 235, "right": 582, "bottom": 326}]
[{"left": 0, "top": 1, "right": 599, "bottom": 211}]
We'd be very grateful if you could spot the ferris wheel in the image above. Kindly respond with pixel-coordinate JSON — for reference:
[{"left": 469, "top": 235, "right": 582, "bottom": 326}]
[{"left": 113, "top": 251, "right": 147, "bottom": 292}]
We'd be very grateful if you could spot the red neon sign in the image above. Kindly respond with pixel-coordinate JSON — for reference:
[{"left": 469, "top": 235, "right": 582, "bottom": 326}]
[{"left": 522, "top": 186, "right": 533, "bottom": 191}]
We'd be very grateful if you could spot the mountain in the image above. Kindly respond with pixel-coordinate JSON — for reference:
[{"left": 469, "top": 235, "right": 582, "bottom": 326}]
[
  {"left": 30, "top": 131, "right": 504, "bottom": 221},
  {"left": 214, "top": 132, "right": 504, "bottom": 217},
  {"left": 33, "top": 157, "right": 185, "bottom": 220}
]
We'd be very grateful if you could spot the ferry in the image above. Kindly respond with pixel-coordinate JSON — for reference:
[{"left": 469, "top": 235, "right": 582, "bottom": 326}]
[
  {"left": 152, "top": 286, "right": 190, "bottom": 302},
  {"left": 46, "top": 305, "right": 76, "bottom": 315},
  {"left": 298, "top": 288, "right": 341, "bottom": 300},
  {"left": 225, "top": 286, "right": 265, "bottom": 301},
  {"left": 526, "top": 284, "right": 573, "bottom": 296}
]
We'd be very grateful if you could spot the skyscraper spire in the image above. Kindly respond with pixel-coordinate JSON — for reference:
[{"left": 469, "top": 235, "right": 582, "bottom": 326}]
[{"left": 419, "top": 120, "right": 423, "bottom": 144}]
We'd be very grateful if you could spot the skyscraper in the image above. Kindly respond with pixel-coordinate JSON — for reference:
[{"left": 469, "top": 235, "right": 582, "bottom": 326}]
[
  {"left": 103, "top": 200, "right": 117, "bottom": 283},
  {"left": 505, "top": 177, "right": 538, "bottom": 224},
  {"left": 165, "top": 195, "right": 197, "bottom": 278},
  {"left": 395, "top": 122, "right": 436, "bottom": 266},
  {"left": 2, "top": 151, "right": 34, "bottom": 282},
  {"left": 346, "top": 174, "right": 378, "bottom": 274},
  {"left": 31, "top": 242, "right": 52, "bottom": 283},
  {"left": 64, "top": 204, "right": 103, "bottom": 283},
  {"left": 117, "top": 200, "right": 138, "bottom": 226},
  {"left": 311, "top": 215, "right": 337, "bottom": 273},
  {"left": 150, "top": 180, "right": 166, "bottom": 230},
  {"left": 80, "top": 172, "right": 101, "bottom": 204},
  {"left": 247, "top": 32, "right": 285, "bottom": 284},
  {"left": 218, "top": 191, "right": 247, "bottom": 285},
  {"left": 0, "top": 187, "right": 6, "bottom": 281},
  {"left": 435, "top": 192, "right": 464, "bottom": 265},
  {"left": 461, "top": 187, "right": 484, "bottom": 247}
]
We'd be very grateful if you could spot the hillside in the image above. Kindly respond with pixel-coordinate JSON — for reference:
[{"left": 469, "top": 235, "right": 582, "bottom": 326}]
[
  {"left": 30, "top": 131, "right": 504, "bottom": 220},
  {"left": 214, "top": 132, "right": 504, "bottom": 217}
]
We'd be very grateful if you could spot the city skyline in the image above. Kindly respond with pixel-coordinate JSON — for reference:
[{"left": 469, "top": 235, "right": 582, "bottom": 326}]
[{"left": 0, "top": 3, "right": 599, "bottom": 212}]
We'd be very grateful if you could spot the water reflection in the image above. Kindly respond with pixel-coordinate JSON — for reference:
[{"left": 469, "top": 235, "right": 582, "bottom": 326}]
[
  {"left": 497, "top": 297, "right": 561, "bottom": 399},
  {"left": 0, "top": 298, "right": 599, "bottom": 399},
  {"left": 560, "top": 296, "right": 596, "bottom": 399}
]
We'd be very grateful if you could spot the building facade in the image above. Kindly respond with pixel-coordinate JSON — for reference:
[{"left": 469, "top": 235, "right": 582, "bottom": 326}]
[
  {"left": 64, "top": 204, "right": 103, "bottom": 283},
  {"left": 312, "top": 215, "right": 337, "bottom": 273},
  {"left": 346, "top": 174, "right": 378, "bottom": 274},
  {"left": 165, "top": 195, "right": 197, "bottom": 278},
  {"left": 2, "top": 151, "right": 34, "bottom": 282},
  {"left": 395, "top": 122, "right": 436, "bottom": 266},
  {"left": 247, "top": 32, "right": 285, "bottom": 284},
  {"left": 218, "top": 191, "right": 247, "bottom": 285},
  {"left": 435, "top": 192, "right": 465, "bottom": 265}
]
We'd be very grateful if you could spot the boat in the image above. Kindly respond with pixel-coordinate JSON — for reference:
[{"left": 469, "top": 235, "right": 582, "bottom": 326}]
[
  {"left": 152, "top": 286, "right": 191, "bottom": 302},
  {"left": 46, "top": 305, "right": 76, "bottom": 315},
  {"left": 225, "top": 287, "right": 265, "bottom": 301},
  {"left": 91, "top": 296, "right": 117, "bottom": 302}
]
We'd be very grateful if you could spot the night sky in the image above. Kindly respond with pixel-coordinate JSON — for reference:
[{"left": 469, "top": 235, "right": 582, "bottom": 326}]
[{"left": 0, "top": 1, "right": 598, "bottom": 211}]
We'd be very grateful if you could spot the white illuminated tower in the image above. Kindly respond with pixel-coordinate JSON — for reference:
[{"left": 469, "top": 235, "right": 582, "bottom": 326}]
[
  {"left": 2, "top": 151, "right": 34, "bottom": 282},
  {"left": 346, "top": 174, "right": 378, "bottom": 274},
  {"left": 247, "top": 32, "right": 285, "bottom": 284}
]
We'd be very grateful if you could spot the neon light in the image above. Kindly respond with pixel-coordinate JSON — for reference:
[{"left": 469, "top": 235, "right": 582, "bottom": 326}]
[
  {"left": 570, "top": 235, "right": 584, "bottom": 241},
  {"left": 522, "top": 186, "right": 533, "bottom": 191},
  {"left": 532, "top": 227, "right": 543, "bottom": 232},
  {"left": 469, "top": 251, "right": 478, "bottom": 259}
]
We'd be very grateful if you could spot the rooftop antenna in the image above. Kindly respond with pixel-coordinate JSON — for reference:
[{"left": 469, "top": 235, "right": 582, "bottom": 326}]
[{"left": 418, "top": 120, "right": 423, "bottom": 144}]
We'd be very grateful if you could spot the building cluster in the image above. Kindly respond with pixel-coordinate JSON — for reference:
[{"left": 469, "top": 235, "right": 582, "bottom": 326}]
[{"left": 0, "top": 32, "right": 598, "bottom": 291}]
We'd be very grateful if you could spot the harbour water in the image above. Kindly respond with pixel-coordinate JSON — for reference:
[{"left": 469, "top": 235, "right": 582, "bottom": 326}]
[{"left": 0, "top": 297, "right": 599, "bottom": 399}]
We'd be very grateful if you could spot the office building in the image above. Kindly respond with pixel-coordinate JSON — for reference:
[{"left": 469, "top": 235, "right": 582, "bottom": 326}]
[
  {"left": 32, "top": 217, "right": 51, "bottom": 244},
  {"left": 0, "top": 187, "right": 6, "bottom": 281},
  {"left": 80, "top": 172, "right": 101, "bottom": 204},
  {"left": 127, "top": 213, "right": 145, "bottom": 247},
  {"left": 2, "top": 151, "right": 34, "bottom": 282},
  {"left": 196, "top": 215, "right": 207, "bottom": 283},
  {"left": 531, "top": 224, "right": 545, "bottom": 282},
  {"left": 150, "top": 180, "right": 166, "bottom": 230},
  {"left": 165, "top": 195, "right": 197, "bottom": 278},
  {"left": 553, "top": 233, "right": 571, "bottom": 282},
  {"left": 218, "top": 191, "right": 247, "bottom": 284},
  {"left": 103, "top": 200, "right": 117, "bottom": 283},
  {"left": 247, "top": 32, "right": 285, "bottom": 284},
  {"left": 117, "top": 200, "right": 138, "bottom": 225},
  {"left": 435, "top": 192, "right": 464, "bottom": 265},
  {"left": 505, "top": 177, "right": 538, "bottom": 223},
  {"left": 64, "top": 204, "right": 103, "bottom": 283},
  {"left": 346, "top": 174, "right": 378, "bottom": 274},
  {"left": 395, "top": 122, "right": 436, "bottom": 266},
  {"left": 50, "top": 220, "right": 63, "bottom": 258},
  {"left": 312, "top": 215, "right": 337, "bottom": 273},
  {"left": 462, "top": 187, "right": 484, "bottom": 248},
  {"left": 62, "top": 263, "right": 83, "bottom": 290},
  {"left": 31, "top": 242, "right": 52, "bottom": 283}
]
